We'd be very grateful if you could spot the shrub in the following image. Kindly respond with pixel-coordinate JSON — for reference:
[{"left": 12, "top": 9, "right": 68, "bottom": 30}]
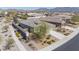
[
  {"left": 4, "top": 38, "right": 14, "bottom": 50},
  {"left": 33, "top": 22, "right": 48, "bottom": 39},
  {"left": 71, "top": 15, "right": 79, "bottom": 22}
]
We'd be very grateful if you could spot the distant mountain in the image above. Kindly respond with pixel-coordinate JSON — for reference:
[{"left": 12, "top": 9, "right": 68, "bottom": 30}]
[
  {"left": 49, "top": 7, "right": 79, "bottom": 12},
  {"left": 1, "top": 7, "right": 79, "bottom": 13},
  {"left": 35, "top": 8, "right": 49, "bottom": 11},
  {"left": 32, "top": 7, "right": 79, "bottom": 13},
  {"left": 30, "top": 8, "right": 50, "bottom": 13}
]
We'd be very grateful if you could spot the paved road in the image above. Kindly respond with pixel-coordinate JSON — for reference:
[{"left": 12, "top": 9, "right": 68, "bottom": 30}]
[{"left": 54, "top": 33, "right": 79, "bottom": 51}]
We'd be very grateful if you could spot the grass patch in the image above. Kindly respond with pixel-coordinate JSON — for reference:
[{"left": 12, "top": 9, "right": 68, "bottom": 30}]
[{"left": 71, "top": 15, "right": 79, "bottom": 22}]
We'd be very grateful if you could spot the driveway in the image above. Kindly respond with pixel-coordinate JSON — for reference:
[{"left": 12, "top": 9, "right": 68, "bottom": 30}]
[
  {"left": 49, "top": 30, "right": 65, "bottom": 40},
  {"left": 61, "top": 26, "right": 76, "bottom": 31}
]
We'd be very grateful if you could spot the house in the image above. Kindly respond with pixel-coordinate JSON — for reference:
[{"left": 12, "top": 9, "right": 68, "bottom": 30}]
[
  {"left": 27, "top": 13, "right": 46, "bottom": 18},
  {"left": 39, "top": 16, "right": 64, "bottom": 27},
  {"left": 56, "top": 15, "right": 72, "bottom": 23},
  {"left": 19, "top": 18, "right": 41, "bottom": 32},
  {"left": 39, "top": 16, "right": 72, "bottom": 27},
  {"left": 12, "top": 22, "right": 27, "bottom": 39},
  {"left": 12, "top": 18, "right": 42, "bottom": 40}
]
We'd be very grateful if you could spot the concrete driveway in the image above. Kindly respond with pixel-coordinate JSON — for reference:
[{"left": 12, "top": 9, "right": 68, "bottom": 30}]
[
  {"left": 61, "top": 26, "right": 76, "bottom": 31},
  {"left": 49, "top": 30, "right": 65, "bottom": 40}
]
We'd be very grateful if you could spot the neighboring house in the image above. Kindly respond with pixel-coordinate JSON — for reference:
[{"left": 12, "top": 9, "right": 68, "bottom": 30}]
[
  {"left": 17, "top": 10, "right": 27, "bottom": 15},
  {"left": 19, "top": 18, "right": 41, "bottom": 32},
  {"left": 39, "top": 16, "right": 72, "bottom": 27},
  {"left": 51, "top": 12, "right": 75, "bottom": 16},
  {"left": 39, "top": 16, "right": 63, "bottom": 27},
  {"left": 56, "top": 15, "right": 72, "bottom": 23},
  {"left": 28, "top": 13, "right": 46, "bottom": 18}
]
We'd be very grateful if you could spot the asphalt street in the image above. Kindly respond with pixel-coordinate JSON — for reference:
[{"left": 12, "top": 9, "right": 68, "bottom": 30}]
[{"left": 54, "top": 33, "right": 79, "bottom": 51}]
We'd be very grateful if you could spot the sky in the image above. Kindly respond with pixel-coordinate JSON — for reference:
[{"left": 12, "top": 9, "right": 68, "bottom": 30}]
[{"left": 0, "top": 7, "right": 54, "bottom": 10}]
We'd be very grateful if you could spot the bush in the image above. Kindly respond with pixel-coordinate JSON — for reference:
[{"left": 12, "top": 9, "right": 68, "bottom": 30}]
[
  {"left": 71, "top": 15, "right": 79, "bottom": 22},
  {"left": 33, "top": 22, "right": 48, "bottom": 39},
  {"left": 4, "top": 38, "right": 14, "bottom": 50},
  {"left": 17, "top": 14, "right": 29, "bottom": 20},
  {"left": 16, "top": 32, "right": 20, "bottom": 37}
]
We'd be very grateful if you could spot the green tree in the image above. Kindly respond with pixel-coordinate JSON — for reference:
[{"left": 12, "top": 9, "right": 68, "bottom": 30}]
[
  {"left": 17, "top": 13, "right": 29, "bottom": 20},
  {"left": 71, "top": 15, "right": 79, "bottom": 22},
  {"left": 5, "top": 10, "right": 17, "bottom": 22},
  {"left": 8, "top": 11, "right": 17, "bottom": 17},
  {"left": 33, "top": 22, "right": 48, "bottom": 39}
]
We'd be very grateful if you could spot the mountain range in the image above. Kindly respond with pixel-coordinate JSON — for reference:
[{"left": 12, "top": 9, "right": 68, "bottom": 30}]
[{"left": 33, "top": 7, "right": 79, "bottom": 13}]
